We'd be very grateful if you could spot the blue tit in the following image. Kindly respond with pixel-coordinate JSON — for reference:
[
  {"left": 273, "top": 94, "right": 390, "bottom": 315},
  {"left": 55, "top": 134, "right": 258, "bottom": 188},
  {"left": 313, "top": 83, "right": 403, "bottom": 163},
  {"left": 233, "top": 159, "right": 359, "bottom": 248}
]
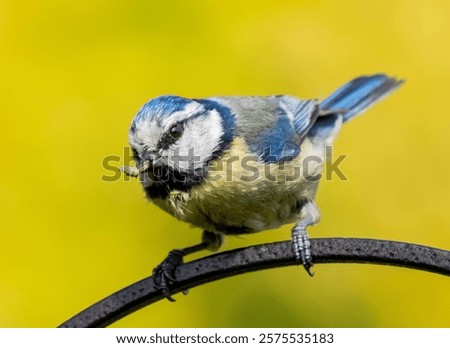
[{"left": 123, "top": 74, "right": 403, "bottom": 300}]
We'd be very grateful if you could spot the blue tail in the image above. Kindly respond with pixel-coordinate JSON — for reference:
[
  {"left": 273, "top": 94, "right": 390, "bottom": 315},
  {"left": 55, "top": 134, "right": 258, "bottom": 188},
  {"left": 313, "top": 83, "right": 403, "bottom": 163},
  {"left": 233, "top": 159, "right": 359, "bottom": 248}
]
[{"left": 320, "top": 74, "right": 403, "bottom": 122}]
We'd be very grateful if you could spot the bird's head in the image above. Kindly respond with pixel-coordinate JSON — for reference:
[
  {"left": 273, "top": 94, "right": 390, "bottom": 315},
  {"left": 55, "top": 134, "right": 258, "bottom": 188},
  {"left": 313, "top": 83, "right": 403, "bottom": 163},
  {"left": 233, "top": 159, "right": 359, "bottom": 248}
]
[{"left": 128, "top": 96, "right": 235, "bottom": 199}]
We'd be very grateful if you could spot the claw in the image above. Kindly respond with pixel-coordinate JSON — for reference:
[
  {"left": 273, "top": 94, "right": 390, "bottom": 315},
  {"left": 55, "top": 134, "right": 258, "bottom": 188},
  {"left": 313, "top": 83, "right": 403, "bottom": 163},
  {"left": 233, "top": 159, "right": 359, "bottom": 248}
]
[
  {"left": 152, "top": 249, "right": 185, "bottom": 301},
  {"left": 291, "top": 224, "right": 314, "bottom": 277},
  {"left": 151, "top": 232, "right": 220, "bottom": 302},
  {"left": 303, "top": 261, "right": 315, "bottom": 277}
]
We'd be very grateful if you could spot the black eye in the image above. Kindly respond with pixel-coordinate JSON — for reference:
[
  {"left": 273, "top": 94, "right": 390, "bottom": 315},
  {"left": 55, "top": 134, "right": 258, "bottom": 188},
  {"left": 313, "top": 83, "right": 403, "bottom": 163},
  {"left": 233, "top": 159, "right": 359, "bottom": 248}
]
[{"left": 169, "top": 124, "right": 183, "bottom": 140}]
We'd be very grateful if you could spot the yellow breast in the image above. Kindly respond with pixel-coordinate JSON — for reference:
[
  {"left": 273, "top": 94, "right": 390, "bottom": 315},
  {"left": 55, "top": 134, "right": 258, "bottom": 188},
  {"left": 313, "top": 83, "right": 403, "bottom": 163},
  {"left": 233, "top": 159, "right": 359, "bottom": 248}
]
[{"left": 153, "top": 137, "right": 324, "bottom": 234}]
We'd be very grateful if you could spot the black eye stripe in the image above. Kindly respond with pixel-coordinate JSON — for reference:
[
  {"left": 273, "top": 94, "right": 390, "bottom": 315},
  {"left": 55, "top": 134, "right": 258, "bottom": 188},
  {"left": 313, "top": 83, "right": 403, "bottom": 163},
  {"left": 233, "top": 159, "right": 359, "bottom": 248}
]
[
  {"left": 156, "top": 109, "right": 210, "bottom": 151},
  {"left": 158, "top": 122, "right": 185, "bottom": 149}
]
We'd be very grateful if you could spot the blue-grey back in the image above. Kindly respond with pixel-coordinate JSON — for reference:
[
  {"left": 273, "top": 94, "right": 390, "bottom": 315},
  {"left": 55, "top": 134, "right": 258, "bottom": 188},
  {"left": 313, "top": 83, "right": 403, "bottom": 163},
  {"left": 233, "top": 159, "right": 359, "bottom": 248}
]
[{"left": 211, "top": 96, "right": 318, "bottom": 163}]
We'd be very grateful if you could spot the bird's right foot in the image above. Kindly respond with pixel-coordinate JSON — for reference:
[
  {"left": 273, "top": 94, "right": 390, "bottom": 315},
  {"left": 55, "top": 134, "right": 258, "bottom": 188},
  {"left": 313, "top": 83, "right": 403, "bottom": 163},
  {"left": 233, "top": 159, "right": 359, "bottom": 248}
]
[{"left": 152, "top": 249, "right": 185, "bottom": 302}]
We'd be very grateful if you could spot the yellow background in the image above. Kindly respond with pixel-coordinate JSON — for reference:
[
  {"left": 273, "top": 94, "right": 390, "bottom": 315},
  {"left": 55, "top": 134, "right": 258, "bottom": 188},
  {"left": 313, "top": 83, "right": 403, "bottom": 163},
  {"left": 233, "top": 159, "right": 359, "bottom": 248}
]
[{"left": 1, "top": 0, "right": 450, "bottom": 327}]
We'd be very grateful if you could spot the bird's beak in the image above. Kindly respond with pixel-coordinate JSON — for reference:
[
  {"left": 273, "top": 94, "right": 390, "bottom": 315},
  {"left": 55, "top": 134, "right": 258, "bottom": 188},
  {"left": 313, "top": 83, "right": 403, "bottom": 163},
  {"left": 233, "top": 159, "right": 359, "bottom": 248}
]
[
  {"left": 141, "top": 151, "right": 162, "bottom": 170},
  {"left": 121, "top": 165, "right": 140, "bottom": 178},
  {"left": 121, "top": 153, "right": 162, "bottom": 178},
  {"left": 138, "top": 160, "right": 151, "bottom": 173},
  {"left": 121, "top": 160, "right": 154, "bottom": 178}
]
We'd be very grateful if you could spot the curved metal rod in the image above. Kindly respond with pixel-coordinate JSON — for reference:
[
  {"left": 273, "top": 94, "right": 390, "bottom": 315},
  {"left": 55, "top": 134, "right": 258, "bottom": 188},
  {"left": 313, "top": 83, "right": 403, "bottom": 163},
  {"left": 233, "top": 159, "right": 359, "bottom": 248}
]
[{"left": 59, "top": 238, "right": 450, "bottom": 328}]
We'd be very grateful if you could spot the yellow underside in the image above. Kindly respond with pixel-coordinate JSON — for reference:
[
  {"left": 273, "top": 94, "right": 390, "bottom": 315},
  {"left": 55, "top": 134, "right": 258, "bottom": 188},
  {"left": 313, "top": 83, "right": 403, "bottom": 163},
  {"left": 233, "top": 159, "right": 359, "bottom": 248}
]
[{"left": 152, "top": 137, "right": 325, "bottom": 233}]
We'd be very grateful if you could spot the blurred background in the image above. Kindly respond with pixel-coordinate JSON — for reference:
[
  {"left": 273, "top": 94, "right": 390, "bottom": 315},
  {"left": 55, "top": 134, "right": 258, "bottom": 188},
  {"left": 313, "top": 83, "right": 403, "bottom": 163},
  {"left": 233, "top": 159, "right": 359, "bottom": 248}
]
[{"left": 1, "top": 0, "right": 450, "bottom": 327}]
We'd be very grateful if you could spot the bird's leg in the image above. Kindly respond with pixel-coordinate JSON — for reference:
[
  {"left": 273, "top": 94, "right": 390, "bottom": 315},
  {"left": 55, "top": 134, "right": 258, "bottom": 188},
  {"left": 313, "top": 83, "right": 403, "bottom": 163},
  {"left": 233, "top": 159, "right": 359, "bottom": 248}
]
[
  {"left": 291, "top": 200, "right": 320, "bottom": 276},
  {"left": 153, "top": 230, "right": 223, "bottom": 302}
]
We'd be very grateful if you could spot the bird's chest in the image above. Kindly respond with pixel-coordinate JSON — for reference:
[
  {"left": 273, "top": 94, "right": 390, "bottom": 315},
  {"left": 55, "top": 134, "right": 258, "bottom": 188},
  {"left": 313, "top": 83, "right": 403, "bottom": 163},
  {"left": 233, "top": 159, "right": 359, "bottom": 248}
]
[{"left": 152, "top": 138, "right": 323, "bottom": 234}]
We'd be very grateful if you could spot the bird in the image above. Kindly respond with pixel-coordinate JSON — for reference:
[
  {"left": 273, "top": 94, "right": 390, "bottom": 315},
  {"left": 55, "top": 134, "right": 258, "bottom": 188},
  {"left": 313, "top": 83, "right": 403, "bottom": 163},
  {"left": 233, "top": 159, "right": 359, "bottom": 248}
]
[{"left": 122, "top": 74, "right": 403, "bottom": 301}]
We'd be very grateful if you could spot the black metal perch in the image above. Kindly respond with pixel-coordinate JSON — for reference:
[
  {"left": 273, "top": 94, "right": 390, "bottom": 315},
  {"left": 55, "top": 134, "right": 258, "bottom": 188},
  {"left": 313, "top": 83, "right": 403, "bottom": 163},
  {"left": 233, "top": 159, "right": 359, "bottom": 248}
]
[{"left": 59, "top": 237, "right": 450, "bottom": 328}]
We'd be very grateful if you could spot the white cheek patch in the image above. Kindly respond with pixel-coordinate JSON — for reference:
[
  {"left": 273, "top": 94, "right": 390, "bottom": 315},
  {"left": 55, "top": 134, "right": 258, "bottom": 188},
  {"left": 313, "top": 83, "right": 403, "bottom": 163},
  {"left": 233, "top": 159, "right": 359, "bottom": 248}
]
[
  {"left": 129, "top": 119, "right": 161, "bottom": 152},
  {"left": 165, "top": 110, "right": 224, "bottom": 171}
]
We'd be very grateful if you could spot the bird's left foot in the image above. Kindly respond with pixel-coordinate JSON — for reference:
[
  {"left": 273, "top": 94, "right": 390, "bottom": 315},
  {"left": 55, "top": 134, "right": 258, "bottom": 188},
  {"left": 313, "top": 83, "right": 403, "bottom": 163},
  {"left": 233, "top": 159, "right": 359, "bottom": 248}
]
[
  {"left": 151, "top": 232, "right": 220, "bottom": 302},
  {"left": 152, "top": 249, "right": 185, "bottom": 302},
  {"left": 291, "top": 223, "right": 314, "bottom": 276}
]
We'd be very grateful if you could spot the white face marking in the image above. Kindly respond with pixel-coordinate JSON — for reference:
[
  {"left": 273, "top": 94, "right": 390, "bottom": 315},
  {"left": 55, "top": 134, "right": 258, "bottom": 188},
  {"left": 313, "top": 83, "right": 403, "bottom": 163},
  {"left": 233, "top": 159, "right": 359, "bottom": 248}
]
[
  {"left": 129, "top": 101, "right": 205, "bottom": 154},
  {"left": 129, "top": 118, "right": 160, "bottom": 151},
  {"left": 129, "top": 102, "right": 224, "bottom": 173},
  {"left": 161, "top": 102, "right": 205, "bottom": 128},
  {"left": 163, "top": 110, "right": 224, "bottom": 171}
]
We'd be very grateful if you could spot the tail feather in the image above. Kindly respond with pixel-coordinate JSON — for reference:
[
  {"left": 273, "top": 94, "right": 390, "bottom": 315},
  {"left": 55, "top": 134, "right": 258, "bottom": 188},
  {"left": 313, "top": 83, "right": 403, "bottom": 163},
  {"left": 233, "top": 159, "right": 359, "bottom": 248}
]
[{"left": 320, "top": 74, "right": 404, "bottom": 122}]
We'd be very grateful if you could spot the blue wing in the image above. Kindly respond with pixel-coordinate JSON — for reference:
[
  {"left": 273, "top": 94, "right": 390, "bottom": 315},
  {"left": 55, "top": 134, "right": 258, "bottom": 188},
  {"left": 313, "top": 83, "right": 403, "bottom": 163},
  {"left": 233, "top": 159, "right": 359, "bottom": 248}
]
[
  {"left": 252, "top": 96, "right": 319, "bottom": 163},
  {"left": 278, "top": 96, "right": 320, "bottom": 138},
  {"left": 241, "top": 74, "right": 402, "bottom": 163}
]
